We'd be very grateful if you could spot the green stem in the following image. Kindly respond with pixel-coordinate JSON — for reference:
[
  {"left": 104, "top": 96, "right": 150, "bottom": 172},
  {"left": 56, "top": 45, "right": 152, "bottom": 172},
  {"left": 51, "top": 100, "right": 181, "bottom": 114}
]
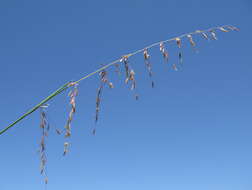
[{"left": 0, "top": 82, "right": 70, "bottom": 135}]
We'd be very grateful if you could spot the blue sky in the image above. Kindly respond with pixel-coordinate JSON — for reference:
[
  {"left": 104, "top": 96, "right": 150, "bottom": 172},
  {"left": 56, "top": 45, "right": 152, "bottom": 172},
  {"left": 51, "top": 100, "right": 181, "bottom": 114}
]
[{"left": 0, "top": 0, "right": 251, "bottom": 189}]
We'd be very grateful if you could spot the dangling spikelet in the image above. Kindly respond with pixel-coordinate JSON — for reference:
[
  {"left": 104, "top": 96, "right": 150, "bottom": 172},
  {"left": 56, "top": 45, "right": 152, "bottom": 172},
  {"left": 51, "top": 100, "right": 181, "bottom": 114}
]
[
  {"left": 201, "top": 32, "right": 209, "bottom": 40},
  {"left": 143, "top": 48, "right": 155, "bottom": 88},
  {"left": 108, "top": 82, "right": 114, "bottom": 88},
  {"left": 175, "top": 37, "right": 181, "bottom": 48},
  {"left": 187, "top": 34, "right": 196, "bottom": 47},
  {"left": 38, "top": 105, "right": 50, "bottom": 184},
  {"left": 210, "top": 30, "right": 218, "bottom": 40},
  {"left": 63, "top": 83, "right": 78, "bottom": 155},
  {"left": 195, "top": 30, "right": 209, "bottom": 40},
  {"left": 159, "top": 42, "right": 169, "bottom": 62},
  {"left": 95, "top": 85, "right": 103, "bottom": 124},
  {"left": 63, "top": 142, "right": 69, "bottom": 156},
  {"left": 175, "top": 37, "right": 183, "bottom": 66},
  {"left": 65, "top": 84, "right": 78, "bottom": 137},
  {"left": 120, "top": 56, "right": 130, "bottom": 80},
  {"left": 128, "top": 69, "right": 136, "bottom": 90},
  {"left": 93, "top": 69, "right": 114, "bottom": 133},
  {"left": 123, "top": 66, "right": 138, "bottom": 99}
]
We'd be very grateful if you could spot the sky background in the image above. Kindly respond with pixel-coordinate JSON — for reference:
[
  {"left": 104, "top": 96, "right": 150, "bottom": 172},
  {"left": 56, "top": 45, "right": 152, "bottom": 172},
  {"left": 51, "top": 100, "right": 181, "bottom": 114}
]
[{"left": 0, "top": 0, "right": 251, "bottom": 189}]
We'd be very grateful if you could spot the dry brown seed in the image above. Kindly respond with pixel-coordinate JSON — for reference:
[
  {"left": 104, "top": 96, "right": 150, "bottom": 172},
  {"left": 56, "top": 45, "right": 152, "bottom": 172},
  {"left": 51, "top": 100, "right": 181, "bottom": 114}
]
[
  {"left": 99, "top": 70, "right": 108, "bottom": 83},
  {"left": 108, "top": 82, "right": 114, "bottom": 88},
  {"left": 65, "top": 130, "right": 71, "bottom": 137},
  {"left": 175, "top": 38, "right": 181, "bottom": 48},
  {"left": 159, "top": 42, "right": 169, "bottom": 61},
  {"left": 129, "top": 70, "right": 135, "bottom": 80},
  {"left": 143, "top": 49, "right": 150, "bottom": 60},
  {"left": 187, "top": 34, "right": 196, "bottom": 47}
]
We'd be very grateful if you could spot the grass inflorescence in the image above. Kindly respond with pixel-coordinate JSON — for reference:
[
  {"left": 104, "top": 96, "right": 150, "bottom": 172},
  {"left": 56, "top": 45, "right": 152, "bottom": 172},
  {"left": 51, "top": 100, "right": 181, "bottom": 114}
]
[{"left": 0, "top": 25, "right": 239, "bottom": 184}]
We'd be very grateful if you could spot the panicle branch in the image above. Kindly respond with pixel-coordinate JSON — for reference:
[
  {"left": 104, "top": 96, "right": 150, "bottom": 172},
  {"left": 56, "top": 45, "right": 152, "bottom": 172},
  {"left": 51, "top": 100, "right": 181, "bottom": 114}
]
[
  {"left": 63, "top": 82, "right": 78, "bottom": 155},
  {"left": 39, "top": 104, "right": 50, "bottom": 184}
]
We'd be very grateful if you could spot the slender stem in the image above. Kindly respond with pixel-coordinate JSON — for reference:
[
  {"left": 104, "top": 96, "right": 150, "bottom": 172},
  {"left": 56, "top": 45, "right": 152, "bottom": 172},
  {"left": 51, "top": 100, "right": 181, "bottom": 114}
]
[
  {"left": 73, "top": 25, "right": 233, "bottom": 85},
  {"left": 0, "top": 25, "right": 237, "bottom": 136}
]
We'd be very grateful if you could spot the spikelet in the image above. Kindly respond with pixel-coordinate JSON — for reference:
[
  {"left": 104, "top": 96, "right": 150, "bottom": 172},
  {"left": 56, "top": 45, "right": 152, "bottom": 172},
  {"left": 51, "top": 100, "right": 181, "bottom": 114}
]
[
  {"left": 63, "top": 83, "right": 78, "bottom": 155},
  {"left": 201, "top": 32, "right": 209, "bottom": 40},
  {"left": 175, "top": 37, "right": 182, "bottom": 48},
  {"left": 143, "top": 48, "right": 155, "bottom": 88},
  {"left": 128, "top": 69, "right": 136, "bottom": 90},
  {"left": 119, "top": 55, "right": 139, "bottom": 99},
  {"left": 63, "top": 142, "right": 69, "bottom": 156},
  {"left": 210, "top": 30, "right": 218, "bottom": 40},
  {"left": 175, "top": 37, "right": 183, "bottom": 66},
  {"left": 159, "top": 42, "right": 169, "bottom": 62},
  {"left": 39, "top": 105, "right": 50, "bottom": 184},
  {"left": 187, "top": 34, "right": 196, "bottom": 47},
  {"left": 108, "top": 82, "right": 114, "bottom": 88},
  {"left": 124, "top": 67, "right": 138, "bottom": 99},
  {"left": 94, "top": 69, "right": 114, "bottom": 129},
  {"left": 65, "top": 84, "right": 78, "bottom": 137},
  {"left": 95, "top": 85, "right": 103, "bottom": 124},
  {"left": 195, "top": 30, "right": 209, "bottom": 40},
  {"left": 143, "top": 49, "right": 150, "bottom": 60},
  {"left": 120, "top": 56, "right": 130, "bottom": 80}
]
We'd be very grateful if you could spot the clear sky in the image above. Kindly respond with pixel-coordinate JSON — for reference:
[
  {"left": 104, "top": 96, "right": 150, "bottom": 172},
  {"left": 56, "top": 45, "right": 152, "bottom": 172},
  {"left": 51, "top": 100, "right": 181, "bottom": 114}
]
[{"left": 0, "top": 0, "right": 251, "bottom": 189}]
